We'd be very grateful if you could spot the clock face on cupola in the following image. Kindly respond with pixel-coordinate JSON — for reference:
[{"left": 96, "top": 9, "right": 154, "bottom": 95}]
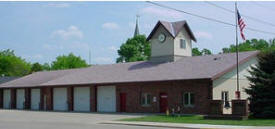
[{"left": 147, "top": 20, "right": 197, "bottom": 62}]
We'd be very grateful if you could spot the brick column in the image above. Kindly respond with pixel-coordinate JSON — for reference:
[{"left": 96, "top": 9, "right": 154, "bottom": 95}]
[
  {"left": 91, "top": 86, "right": 96, "bottom": 112},
  {"left": 24, "top": 88, "right": 31, "bottom": 109},
  {"left": 67, "top": 87, "right": 73, "bottom": 111},
  {"left": 232, "top": 99, "right": 249, "bottom": 116},
  {"left": 42, "top": 87, "right": 53, "bottom": 111},
  {"left": 209, "top": 100, "right": 223, "bottom": 115},
  {"left": 10, "top": 89, "right": 16, "bottom": 109},
  {"left": 40, "top": 88, "right": 44, "bottom": 110},
  {"left": 48, "top": 87, "right": 53, "bottom": 110},
  {"left": 0, "top": 89, "right": 3, "bottom": 108}
]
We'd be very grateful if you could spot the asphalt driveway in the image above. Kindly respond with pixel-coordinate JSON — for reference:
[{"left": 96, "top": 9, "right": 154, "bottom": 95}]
[{"left": 0, "top": 110, "right": 170, "bottom": 129}]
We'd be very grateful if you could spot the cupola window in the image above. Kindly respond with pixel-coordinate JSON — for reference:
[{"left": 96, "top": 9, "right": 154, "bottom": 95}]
[{"left": 180, "top": 39, "right": 186, "bottom": 49}]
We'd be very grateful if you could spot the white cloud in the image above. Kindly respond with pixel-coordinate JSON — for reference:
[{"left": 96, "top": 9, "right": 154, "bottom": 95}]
[
  {"left": 107, "top": 46, "right": 118, "bottom": 52},
  {"left": 68, "top": 42, "right": 90, "bottom": 51},
  {"left": 33, "top": 54, "right": 43, "bottom": 59},
  {"left": 46, "top": 3, "right": 70, "bottom": 8},
  {"left": 95, "top": 57, "right": 113, "bottom": 64},
  {"left": 43, "top": 42, "right": 89, "bottom": 51},
  {"left": 43, "top": 44, "right": 64, "bottom": 50},
  {"left": 51, "top": 26, "right": 83, "bottom": 40},
  {"left": 102, "top": 22, "right": 119, "bottom": 30},
  {"left": 140, "top": 6, "right": 183, "bottom": 19},
  {"left": 194, "top": 31, "right": 213, "bottom": 40}
]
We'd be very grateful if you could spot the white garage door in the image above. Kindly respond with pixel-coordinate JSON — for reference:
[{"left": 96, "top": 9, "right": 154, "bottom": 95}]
[
  {"left": 3, "top": 89, "right": 11, "bottom": 109},
  {"left": 97, "top": 86, "right": 116, "bottom": 112},
  {"left": 53, "top": 88, "right": 68, "bottom": 111},
  {"left": 74, "top": 87, "right": 90, "bottom": 112},
  {"left": 31, "top": 89, "right": 40, "bottom": 110},
  {"left": 16, "top": 89, "right": 25, "bottom": 109}
]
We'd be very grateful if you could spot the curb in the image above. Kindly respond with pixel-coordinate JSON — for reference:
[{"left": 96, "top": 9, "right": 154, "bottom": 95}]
[
  {"left": 100, "top": 121, "right": 275, "bottom": 129},
  {"left": 100, "top": 121, "right": 214, "bottom": 129}
]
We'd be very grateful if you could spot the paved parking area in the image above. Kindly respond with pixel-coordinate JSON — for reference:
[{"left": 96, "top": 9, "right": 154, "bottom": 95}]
[{"left": 0, "top": 110, "right": 172, "bottom": 129}]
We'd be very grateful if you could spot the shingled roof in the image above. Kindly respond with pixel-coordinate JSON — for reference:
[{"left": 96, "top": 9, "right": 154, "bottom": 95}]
[
  {"left": 0, "top": 77, "right": 19, "bottom": 84},
  {"left": 0, "top": 51, "right": 259, "bottom": 88},
  {"left": 147, "top": 20, "right": 197, "bottom": 42}
]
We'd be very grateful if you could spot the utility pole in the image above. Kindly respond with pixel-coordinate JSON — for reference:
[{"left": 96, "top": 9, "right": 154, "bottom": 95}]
[{"left": 89, "top": 48, "right": 91, "bottom": 65}]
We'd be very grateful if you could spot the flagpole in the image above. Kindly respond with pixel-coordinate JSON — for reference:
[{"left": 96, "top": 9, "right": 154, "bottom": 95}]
[{"left": 235, "top": 2, "right": 240, "bottom": 99}]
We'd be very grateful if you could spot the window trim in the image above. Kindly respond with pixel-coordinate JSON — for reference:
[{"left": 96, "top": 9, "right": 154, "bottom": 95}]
[
  {"left": 141, "top": 93, "right": 152, "bottom": 107},
  {"left": 180, "top": 39, "right": 186, "bottom": 49},
  {"left": 183, "top": 92, "right": 194, "bottom": 107},
  {"left": 221, "top": 91, "right": 230, "bottom": 108}
]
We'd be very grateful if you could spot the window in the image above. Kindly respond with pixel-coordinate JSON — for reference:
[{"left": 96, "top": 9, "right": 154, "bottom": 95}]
[
  {"left": 183, "top": 92, "right": 194, "bottom": 106},
  {"left": 221, "top": 91, "right": 230, "bottom": 108},
  {"left": 180, "top": 39, "right": 186, "bottom": 49},
  {"left": 141, "top": 93, "right": 151, "bottom": 106}
]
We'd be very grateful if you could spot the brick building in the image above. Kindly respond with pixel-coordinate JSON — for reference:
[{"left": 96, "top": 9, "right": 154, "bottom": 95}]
[{"left": 0, "top": 20, "right": 258, "bottom": 114}]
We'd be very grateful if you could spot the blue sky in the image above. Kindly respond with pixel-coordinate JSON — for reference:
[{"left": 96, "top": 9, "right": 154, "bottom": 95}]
[{"left": 0, "top": 1, "right": 275, "bottom": 64}]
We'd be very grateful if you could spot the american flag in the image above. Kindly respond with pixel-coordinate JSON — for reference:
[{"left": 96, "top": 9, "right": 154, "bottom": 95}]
[{"left": 237, "top": 9, "right": 246, "bottom": 40}]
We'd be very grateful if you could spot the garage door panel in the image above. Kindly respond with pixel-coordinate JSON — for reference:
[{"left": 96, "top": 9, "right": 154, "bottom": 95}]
[
  {"left": 97, "top": 86, "right": 116, "bottom": 112},
  {"left": 16, "top": 89, "right": 25, "bottom": 109},
  {"left": 31, "top": 89, "right": 40, "bottom": 110},
  {"left": 3, "top": 89, "right": 11, "bottom": 109},
  {"left": 53, "top": 88, "right": 68, "bottom": 111},
  {"left": 73, "top": 87, "right": 90, "bottom": 112}
]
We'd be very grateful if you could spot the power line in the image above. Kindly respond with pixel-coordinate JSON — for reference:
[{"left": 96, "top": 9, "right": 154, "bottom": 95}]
[
  {"left": 146, "top": 1, "right": 235, "bottom": 26},
  {"left": 205, "top": 1, "right": 234, "bottom": 13},
  {"left": 146, "top": 1, "right": 275, "bottom": 36},
  {"left": 252, "top": 1, "right": 275, "bottom": 13},
  {"left": 205, "top": 1, "right": 275, "bottom": 27}
]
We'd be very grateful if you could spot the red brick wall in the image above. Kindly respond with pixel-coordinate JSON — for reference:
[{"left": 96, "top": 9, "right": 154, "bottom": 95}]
[
  {"left": 0, "top": 89, "right": 3, "bottom": 108},
  {"left": 39, "top": 88, "right": 43, "bottom": 110},
  {"left": 67, "top": 87, "right": 73, "bottom": 111},
  {"left": 115, "top": 79, "right": 212, "bottom": 114},
  {"left": 1, "top": 79, "right": 212, "bottom": 114},
  {"left": 90, "top": 86, "right": 96, "bottom": 112},
  {"left": 41, "top": 87, "right": 53, "bottom": 110},
  {"left": 24, "top": 88, "right": 31, "bottom": 109},
  {"left": 11, "top": 89, "right": 16, "bottom": 109}
]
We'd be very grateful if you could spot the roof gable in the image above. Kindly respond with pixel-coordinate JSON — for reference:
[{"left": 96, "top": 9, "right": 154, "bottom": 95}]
[{"left": 147, "top": 20, "right": 197, "bottom": 42}]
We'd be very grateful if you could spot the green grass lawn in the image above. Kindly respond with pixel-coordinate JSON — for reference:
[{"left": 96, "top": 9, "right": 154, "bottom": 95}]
[{"left": 120, "top": 115, "right": 275, "bottom": 126}]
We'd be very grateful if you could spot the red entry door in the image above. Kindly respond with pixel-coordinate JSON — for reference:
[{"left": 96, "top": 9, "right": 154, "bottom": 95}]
[
  {"left": 120, "top": 93, "right": 126, "bottom": 112},
  {"left": 159, "top": 93, "right": 168, "bottom": 113}
]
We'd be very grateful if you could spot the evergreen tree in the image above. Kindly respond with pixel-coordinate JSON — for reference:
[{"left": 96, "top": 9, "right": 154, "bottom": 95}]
[{"left": 245, "top": 51, "right": 275, "bottom": 118}]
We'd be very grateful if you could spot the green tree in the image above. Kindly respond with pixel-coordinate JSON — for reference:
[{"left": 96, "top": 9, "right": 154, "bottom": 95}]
[
  {"left": 201, "top": 48, "right": 212, "bottom": 55},
  {"left": 192, "top": 47, "right": 212, "bottom": 56},
  {"left": 51, "top": 53, "right": 88, "bottom": 70},
  {"left": 245, "top": 50, "right": 275, "bottom": 118},
  {"left": 222, "top": 38, "right": 275, "bottom": 53},
  {"left": 0, "top": 49, "right": 31, "bottom": 76},
  {"left": 31, "top": 62, "right": 43, "bottom": 73},
  {"left": 42, "top": 63, "right": 51, "bottom": 71},
  {"left": 192, "top": 48, "right": 202, "bottom": 56},
  {"left": 117, "top": 35, "right": 150, "bottom": 63}
]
